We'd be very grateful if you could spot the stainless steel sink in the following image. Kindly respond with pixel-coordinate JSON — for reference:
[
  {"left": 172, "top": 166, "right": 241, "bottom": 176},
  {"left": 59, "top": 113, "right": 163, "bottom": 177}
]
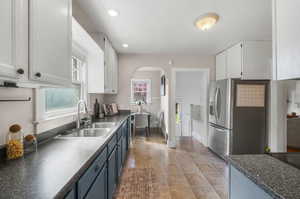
[
  {"left": 60, "top": 128, "right": 111, "bottom": 138},
  {"left": 92, "top": 122, "right": 116, "bottom": 129}
]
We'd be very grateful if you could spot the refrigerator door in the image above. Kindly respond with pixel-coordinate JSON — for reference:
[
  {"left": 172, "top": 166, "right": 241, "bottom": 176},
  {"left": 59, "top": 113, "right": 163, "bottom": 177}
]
[
  {"left": 208, "top": 82, "right": 216, "bottom": 124},
  {"left": 208, "top": 123, "right": 230, "bottom": 158},
  {"left": 215, "top": 79, "right": 231, "bottom": 129}
]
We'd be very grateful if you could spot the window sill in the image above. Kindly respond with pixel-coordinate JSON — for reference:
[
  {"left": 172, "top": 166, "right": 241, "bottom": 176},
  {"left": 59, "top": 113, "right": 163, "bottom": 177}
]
[{"left": 39, "top": 112, "right": 77, "bottom": 123}]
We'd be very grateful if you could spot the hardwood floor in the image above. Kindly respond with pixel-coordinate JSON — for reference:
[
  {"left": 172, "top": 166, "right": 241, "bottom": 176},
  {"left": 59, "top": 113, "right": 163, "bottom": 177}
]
[{"left": 115, "top": 131, "right": 229, "bottom": 199}]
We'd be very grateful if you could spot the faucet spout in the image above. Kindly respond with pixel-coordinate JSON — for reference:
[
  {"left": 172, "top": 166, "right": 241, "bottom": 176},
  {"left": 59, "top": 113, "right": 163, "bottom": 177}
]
[{"left": 77, "top": 100, "right": 89, "bottom": 129}]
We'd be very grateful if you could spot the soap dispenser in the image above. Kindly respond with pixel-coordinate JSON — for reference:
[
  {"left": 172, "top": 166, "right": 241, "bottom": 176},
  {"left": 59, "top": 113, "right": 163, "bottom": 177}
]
[{"left": 94, "top": 99, "right": 100, "bottom": 119}]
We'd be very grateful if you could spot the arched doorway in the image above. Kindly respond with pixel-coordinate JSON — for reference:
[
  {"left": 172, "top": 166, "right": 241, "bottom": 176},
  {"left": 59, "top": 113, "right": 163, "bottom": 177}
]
[{"left": 130, "top": 66, "right": 169, "bottom": 144}]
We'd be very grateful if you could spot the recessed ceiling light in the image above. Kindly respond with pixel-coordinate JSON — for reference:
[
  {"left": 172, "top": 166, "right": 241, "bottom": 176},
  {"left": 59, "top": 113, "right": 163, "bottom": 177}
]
[
  {"left": 108, "top": 9, "right": 119, "bottom": 17},
  {"left": 122, "top": 44, "right": 129, "bottom": 48},
  {"left": 195, "top": 13, "right": 219, "bottom": 31}
]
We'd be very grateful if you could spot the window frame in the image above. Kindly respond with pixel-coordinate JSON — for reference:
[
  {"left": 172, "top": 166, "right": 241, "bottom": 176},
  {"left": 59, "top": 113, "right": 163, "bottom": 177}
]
[
  {"left": 37, "top": 43, "right": 88, "bottom": 121},
  {"left": 130, "top": 79, "right": 152, "bottom": 104}
]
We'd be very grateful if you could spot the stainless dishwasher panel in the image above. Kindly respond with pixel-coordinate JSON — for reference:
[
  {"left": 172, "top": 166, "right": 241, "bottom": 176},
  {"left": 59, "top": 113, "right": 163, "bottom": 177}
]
[{"left": 208, "top": 124, "right": 230, "bottom": 158}]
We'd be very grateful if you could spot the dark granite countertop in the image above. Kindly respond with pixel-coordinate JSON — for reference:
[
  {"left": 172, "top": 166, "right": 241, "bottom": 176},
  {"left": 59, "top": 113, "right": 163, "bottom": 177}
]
[
  {"left": 0, "top": 113, "right": 130, "bottom": 199},
  {"left": 228, "top": 154, "right": 300, "bottom": 199}
]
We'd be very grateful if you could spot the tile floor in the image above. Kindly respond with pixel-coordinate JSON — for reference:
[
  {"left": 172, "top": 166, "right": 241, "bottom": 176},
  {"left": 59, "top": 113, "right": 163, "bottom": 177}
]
[{"left": 116, "top": 131, "right": 229, "bottom": 199}]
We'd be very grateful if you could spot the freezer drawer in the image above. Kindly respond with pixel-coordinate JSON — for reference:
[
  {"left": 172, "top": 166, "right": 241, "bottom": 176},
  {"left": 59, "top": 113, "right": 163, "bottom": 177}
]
[{"left": 208, "top": 125, "right": 230, "bottom": 157}]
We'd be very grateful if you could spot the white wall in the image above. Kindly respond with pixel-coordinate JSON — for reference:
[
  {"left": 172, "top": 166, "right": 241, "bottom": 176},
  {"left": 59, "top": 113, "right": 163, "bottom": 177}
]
[
  {"left": 269, "top": 80, "right": 288, "bottom": 152},
  {"left": 0, "top": 88, "right": 34, "bottom": 145},
  {"left": 111, "top": 54, "right": 215, "bottom": 110},
  {"left": 109, "top": 53, "right": 214, "bottom": 147}
]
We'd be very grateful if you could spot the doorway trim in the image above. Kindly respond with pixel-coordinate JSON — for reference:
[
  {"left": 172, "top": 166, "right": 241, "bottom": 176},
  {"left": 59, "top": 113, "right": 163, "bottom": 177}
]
[{"left": 170, "top": 68, "right": 210, "bottom": 147}]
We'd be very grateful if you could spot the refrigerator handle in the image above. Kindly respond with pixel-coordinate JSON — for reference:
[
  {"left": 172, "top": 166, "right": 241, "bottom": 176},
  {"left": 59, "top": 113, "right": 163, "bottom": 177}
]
[{"left": 214, "top": 87, "right": 220, "bottom": 121}]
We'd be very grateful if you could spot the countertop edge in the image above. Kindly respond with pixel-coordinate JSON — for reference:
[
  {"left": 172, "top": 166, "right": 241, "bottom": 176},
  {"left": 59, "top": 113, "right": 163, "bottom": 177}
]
[
  {"left": 54, "top": 114, "right": 131, "bottom": 199},
  {"left": 228, "top": 156, "right": 284, "bottom": 199}
]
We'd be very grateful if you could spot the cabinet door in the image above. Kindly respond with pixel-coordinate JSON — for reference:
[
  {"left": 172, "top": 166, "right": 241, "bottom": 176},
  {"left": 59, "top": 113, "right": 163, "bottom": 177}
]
[
  {"left": 29, "top": 0, "right": 72, "bottom": 85},
  {"left": 64, "top": 188, "right": 76, "bottom": 199},
  {"left": 117, "top": 139, "right": 122, "bottom": 179},
  {"left": 85, "top": 166, "right": 107, "bottom": 199},
  {"left": 108, "top": 148, "right": 117, "bottom": 199},
  {"left": 111, "top": 49, "right": 118, "bottom": 94},
  {"left": 122, "top": 136, "right": 127, "bottom": 164},
  {"left": 230, "top": 165, "right": 272, "bottom": 199},
  {"left": 274, "top": 0, "right": 300, "bottom": 80},
  {"left": 216, "top": 51, "right": 227, "bottom": 80},
  {"left": 0, "top": 0, "right": 26, "bottom": 80},
  {"left": 242, "top": 41, "right": 272, "bottom": 80},
  {"left": 227, "top": 43, "right": 242, "bottom": 79},
  {"left": 104, "top": 38, "right": 113, "bottom": 93}
]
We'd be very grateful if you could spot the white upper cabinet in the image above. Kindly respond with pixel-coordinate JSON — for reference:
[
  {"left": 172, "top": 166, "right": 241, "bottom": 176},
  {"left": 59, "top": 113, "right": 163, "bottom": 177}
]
[
  {"left": 29, "top": 0, "right": 72, "bottom": 85},
  {"left": 0, "top": 0, "right": 28, "bottom": 81},
  {"left": 216, "top": 51, "right": 227, "bottom": 80},
  {"left": 242, "top": 41, "right": 272, "bottom": 79},
  {"left": 273, "top": 0, "right": 300, "bottom": 80},
  {"left": 104, "top": 38, "right": 118, "bottom": 94},
  {"left": 216, "top": 41, "right": 272, "bottom": 80},
  {"left": 227, "top": 43, "right": 243, "bottom": 78}
]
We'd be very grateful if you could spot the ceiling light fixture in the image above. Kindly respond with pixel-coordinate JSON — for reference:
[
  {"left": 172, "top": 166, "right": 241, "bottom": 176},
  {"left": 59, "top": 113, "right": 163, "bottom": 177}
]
[
  {"left": 195, "top": 13, "right": 219, "bottom": 31},
  {"left": 108, "top": 9, "right": 119, "bottom": 17},
  {"left": 122, "top": 44, "right": 129, "bottom": 48}
]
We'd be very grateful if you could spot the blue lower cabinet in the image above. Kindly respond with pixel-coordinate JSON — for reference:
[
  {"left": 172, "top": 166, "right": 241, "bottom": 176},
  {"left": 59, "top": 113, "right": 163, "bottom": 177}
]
[
  {"left": 85, "top": 165, "right": 107, "bottom": 199},
  {"left": 78, "top": 147, "right": 107, "bottom": 199},
  {"left": 64, "top": 120, "right": 131, "bottom": 199},
  {"left": 117, "top": 139, "right": 122, "bottom": 179},
  {"left": 64, "top": 188, "right": 75, "bottom": 199},
  {"left": 108, "top": 148, "right": 117, "bottom": 199},
  {"left": 230, "top": 165, "right": 272, "bottom": 199},
  {"left": 121, "top": 136, "right": 127, "bottom": 164},
  {"left": 125, "top": 120, "right": 130, "bottom": 151}
]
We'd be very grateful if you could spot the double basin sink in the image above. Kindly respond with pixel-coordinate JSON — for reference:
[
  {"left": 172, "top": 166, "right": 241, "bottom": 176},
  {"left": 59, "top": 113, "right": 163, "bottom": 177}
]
[{"left": 59, "top": 122, "right": 117, "bottom": 139}]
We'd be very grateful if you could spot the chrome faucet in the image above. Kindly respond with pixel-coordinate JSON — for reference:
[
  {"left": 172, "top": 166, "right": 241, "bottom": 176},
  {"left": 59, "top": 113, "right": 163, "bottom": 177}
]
[{"left": 76, "top": 100, "right": 90, "bottom": 129}]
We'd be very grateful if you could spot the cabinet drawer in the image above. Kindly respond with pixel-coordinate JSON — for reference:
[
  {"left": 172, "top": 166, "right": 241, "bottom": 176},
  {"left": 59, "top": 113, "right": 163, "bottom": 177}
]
[
  {"left": 108, "top": 134, "right": 117, "bottom": 155},
  {"left": 78, "top": 147, "right": 107, "bottom": 199}
]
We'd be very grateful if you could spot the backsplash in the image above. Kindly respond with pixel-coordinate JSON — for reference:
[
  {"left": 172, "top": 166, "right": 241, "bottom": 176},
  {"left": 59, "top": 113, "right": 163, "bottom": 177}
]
[{"left": 0, "top": 88, "right": 34, "bottom": 145}]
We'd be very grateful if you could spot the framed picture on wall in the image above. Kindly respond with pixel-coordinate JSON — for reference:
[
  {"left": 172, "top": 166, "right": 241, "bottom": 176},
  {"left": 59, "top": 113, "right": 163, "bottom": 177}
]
[{"left": 161, "top": 75, "right": 166, "bottom": 96}]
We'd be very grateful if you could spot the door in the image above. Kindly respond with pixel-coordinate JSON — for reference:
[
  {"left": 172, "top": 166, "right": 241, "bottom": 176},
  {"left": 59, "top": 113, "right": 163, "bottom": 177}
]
[
  {"left": 208, "top": 124, "right": 230, "bottom": 157},
  {"left": 231, "top": 81, "right": 268, "bottom": 154},
  {"left": 215, "top": 79, "right": 230, "bottom": 129},
  {"left": 227, "top": 43, "right": 242, "bottom": 78},
  {"left": 108, "top": 148, "right": 117, "bottom": 199},
  {"left": 85, "top": 166, "right": 107, "bottom": 199},
  {"left": 0, "top": 0, "right": 26, "bottom": 80},
  {"left": 216, "top": 51, "right": 227, "bottom": 80},
  {"left": 29, "top": 0, "right": 72, "bottom": 85}
]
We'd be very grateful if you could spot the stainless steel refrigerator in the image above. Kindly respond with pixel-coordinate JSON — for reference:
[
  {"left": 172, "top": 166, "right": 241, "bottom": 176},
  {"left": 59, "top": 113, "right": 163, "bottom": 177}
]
[{"left": 208, "top": 79, "right": 268, "bottom": 158}]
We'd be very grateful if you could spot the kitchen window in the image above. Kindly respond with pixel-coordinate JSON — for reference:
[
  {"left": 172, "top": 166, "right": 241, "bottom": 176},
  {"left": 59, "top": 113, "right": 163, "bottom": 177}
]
[
  {"left": 38, "top": 55, "right": 87, "bottom": 120},
  {"left": 131, "top": 79, "right": 151, "bottom": 104}
]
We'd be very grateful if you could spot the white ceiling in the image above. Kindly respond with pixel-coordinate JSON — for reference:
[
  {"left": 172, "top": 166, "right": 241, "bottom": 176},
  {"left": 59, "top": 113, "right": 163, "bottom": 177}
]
[{"left": 75, "top": 0, "right": 272, "bottom": 55}]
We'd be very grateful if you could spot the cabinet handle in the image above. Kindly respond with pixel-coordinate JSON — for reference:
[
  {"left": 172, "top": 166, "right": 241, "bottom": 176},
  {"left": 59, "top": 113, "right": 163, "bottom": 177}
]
[
  {"left": 16, "top": 68, "right": 24, "bottom": 75},
  {"left": 35, "top": 72, "right": 42, "bottom": 78}
]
